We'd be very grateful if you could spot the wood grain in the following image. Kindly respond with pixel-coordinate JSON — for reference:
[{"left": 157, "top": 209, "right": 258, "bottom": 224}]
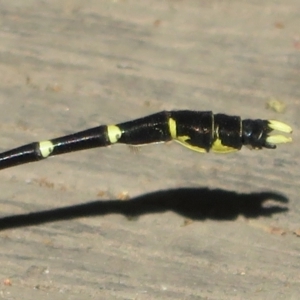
[{"left": 0, "top": 1, "right": 299, "bottom": 299}]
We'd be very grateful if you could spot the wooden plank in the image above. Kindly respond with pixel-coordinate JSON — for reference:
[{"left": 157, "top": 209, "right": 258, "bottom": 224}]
[{"left": 0, "top": 1, "right": 299, "bottom": 299}]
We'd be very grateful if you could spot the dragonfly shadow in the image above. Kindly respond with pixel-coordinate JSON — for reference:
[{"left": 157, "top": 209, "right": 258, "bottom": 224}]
[{"left": 0, "top": 188, "right": 288, "bottom": 231}]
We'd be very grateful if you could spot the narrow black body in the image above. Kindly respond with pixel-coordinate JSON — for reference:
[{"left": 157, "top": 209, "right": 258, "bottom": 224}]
[
  {"left": 117, "top": 111, "right": 172, "bottom": 145},
  {"left": 0, "top": 110, "right": 292, "bottom": 171}
]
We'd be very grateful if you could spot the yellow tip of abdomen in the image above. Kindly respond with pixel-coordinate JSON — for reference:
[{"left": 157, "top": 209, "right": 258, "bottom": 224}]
[{"left": 268, "top": 120, "right": 293, "bottom": 133}]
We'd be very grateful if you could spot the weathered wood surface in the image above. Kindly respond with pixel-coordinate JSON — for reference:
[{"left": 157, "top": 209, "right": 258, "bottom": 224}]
[{"left": 0, "top": 1, "right": 299, "bottom": 299}]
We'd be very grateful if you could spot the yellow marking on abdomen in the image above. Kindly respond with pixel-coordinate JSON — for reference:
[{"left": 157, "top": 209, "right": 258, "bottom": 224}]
[
  {"left": 168, "top": 117, "right": 177, "bottom": 139},
  {"left": 107, "top": 125, "right": 122, "bottom": 144},
  {"left": 39, "top": 140, "right": 55, "bottom": 158},
  {"left": 211, "top": 139, "right": 238, "bottom": 153},
  {"left": 175, "top": 136, "right": 207, "bottom": 153}
]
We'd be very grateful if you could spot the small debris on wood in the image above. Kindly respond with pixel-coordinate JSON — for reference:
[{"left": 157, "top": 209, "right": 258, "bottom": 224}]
[
  {"left": 3, "top": 278, "right": 12, "bottom": 286},
  {"left": 117, "top": 191, "right": 130, "bottom": 201},
  {"left": 266, "top": 98, "right": 287, "bottom": 113}
]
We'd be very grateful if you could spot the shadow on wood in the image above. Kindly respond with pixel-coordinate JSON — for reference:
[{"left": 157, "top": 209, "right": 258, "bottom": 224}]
[{"left": 0, "top": 188, "right": 288, "bottom": 231}]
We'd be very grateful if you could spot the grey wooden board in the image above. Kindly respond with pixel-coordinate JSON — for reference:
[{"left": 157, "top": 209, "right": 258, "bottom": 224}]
[{"left": 0, "top": 0, "right": 299, "bottom": 299}]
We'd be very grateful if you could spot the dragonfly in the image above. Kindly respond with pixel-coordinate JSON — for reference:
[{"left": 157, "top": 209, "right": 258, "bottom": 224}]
[{"left": 0, "top": 110, "right": 292, "bottom": 171}]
